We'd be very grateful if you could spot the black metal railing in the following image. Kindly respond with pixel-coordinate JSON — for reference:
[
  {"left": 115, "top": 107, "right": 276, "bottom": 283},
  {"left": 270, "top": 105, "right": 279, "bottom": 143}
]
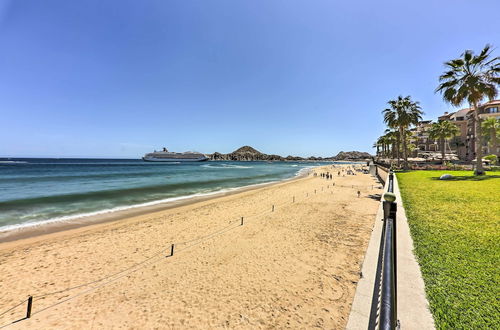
[
  {"left": 369, "top": 172, "right": 398, "bottom": 330},
  {"left": 379, "top": 172, "right": 398, "bottom": 329},
  {"left": 387, "top": 172, "right": 394, "bottom": 194}
]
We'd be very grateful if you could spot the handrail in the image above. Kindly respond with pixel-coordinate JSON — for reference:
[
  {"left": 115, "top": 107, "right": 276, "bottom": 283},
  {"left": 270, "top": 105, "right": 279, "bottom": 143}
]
[
  {"left": 387, "top": 172, "right": 394, "bottom": 193},
  {"left": 379, "top": 217, "right": 395, "bottom": 328},
  {"left": 378, "top": 171, "right": 398, "bottom": 330}
]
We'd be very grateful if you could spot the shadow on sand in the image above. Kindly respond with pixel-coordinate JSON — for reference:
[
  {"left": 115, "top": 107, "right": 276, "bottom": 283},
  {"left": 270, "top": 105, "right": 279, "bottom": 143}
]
[{"left": 365, "top": 194, "right": 382, "bottom": 200}]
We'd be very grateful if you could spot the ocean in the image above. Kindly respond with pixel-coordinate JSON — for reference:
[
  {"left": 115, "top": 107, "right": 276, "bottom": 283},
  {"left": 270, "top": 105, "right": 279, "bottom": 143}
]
[{"left": 0, "top": 158, "right": 346, "bottom": 232}]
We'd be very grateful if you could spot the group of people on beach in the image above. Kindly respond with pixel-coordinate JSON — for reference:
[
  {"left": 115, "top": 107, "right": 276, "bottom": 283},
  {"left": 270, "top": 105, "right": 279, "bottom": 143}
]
[{"left": 319, "top": 172, "right": 333, "bottom": 180}]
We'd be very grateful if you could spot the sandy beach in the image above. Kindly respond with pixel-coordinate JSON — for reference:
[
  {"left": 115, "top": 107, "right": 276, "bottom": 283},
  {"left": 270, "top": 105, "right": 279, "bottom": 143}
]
[{"left": 0, "top": 165, "right": 382, "bottom": 329}]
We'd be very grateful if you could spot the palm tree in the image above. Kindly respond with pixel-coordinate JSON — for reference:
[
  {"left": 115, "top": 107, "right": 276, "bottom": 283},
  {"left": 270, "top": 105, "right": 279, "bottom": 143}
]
[
  {"left": 373, "top": 141, "right": 380, "bottom": 157},
  {"left": 481, "top": 117, "right": 500, "bottom": 156},
  {"left": 372, "top": 142, "right": 380, "bottom": 157},
  {"left": 376, "top": 135, "right": 388, "bottom": 158},
  {"left": 382, "top": 96, "right": 424, "bottom": 169},
  {"left": 382, "top": 120, "right": 401, "bottom": 167},
  {"left": 383, "top": 129, "right": 398, "bottom": 160},
  {"left": 435, "top": 44, "right": 500, "bottom": 175},
  {"left": 428, "top": 120, "right": 459, "bottom": 164}
]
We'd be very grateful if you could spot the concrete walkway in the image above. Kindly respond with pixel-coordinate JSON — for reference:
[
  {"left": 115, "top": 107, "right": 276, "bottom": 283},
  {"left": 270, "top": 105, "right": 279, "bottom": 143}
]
[{"left": 346, "top": 174, "right": 435, "bottom": 329}]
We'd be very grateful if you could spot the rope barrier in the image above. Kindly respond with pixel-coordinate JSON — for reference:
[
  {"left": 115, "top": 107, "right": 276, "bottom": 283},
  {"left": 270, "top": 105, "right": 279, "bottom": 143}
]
[
  {"left": 0, "top": 299, "right": 27, "bottom": 318},
  {"left": 33, "top": 247, "right": 167, "bottom": 299},
  {"left": 0, "top": 174, "right": 380, "bottom": 327}
]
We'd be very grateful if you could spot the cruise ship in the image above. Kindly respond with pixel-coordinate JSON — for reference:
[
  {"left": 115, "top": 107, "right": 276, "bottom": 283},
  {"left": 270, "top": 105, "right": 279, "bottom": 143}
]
[{"left": 142, "top": 148, "right": 208, "bottom": 162}]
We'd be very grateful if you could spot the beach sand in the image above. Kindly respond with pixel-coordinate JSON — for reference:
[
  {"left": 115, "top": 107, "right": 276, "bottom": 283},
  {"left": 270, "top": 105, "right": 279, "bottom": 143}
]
[{"left": 0, "top": 165, "right": 382, "bottom": 329}]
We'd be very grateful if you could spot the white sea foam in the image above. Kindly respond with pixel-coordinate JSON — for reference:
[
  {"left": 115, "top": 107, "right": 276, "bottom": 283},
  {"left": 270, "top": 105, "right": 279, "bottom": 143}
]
[
  {"left": 0, "top": 162, "right": 320, "bottom": 234},
  {"left": 296, "top": 166, "right": 313, "bottom": 176},
  {"left": 201, "top": 164, "right": 253, "bottom": 169},
  {"left": 0, "top": 161, "right": 28, "bottom": 164},
  {"left": 0, "top": 177, "right": 294, "bottom": 233}
]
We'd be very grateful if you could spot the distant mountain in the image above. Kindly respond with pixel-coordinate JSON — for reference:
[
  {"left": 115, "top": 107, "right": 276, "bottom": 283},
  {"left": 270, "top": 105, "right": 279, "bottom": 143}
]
[
  {"left": 332, "top": 151, "right": 372, "bottom": 161},
  {"left": 207, "top": 146, "right": 372, "bottom": 162},
  {"left": 209, "top": 146, "right": 283, "bottom": 161}
]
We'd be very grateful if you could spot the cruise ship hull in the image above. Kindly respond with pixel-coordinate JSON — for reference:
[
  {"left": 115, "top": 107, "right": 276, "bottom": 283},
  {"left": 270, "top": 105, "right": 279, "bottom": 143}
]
[{"left": 142, "top": 156, "right": 208, "bottom": 162}]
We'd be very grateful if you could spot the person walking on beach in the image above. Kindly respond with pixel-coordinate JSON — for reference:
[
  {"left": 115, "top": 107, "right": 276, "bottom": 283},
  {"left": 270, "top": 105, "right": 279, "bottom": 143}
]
[{"left": 357, "top": 190, "right": 361, "bottom": 198}]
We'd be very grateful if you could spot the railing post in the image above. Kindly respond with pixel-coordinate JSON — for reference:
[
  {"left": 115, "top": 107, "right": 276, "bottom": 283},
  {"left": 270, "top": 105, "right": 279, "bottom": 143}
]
[
  {"left": 26, "top": 296, "right": 33, "bottom": 319},
  {"left": 382, "top": 201, "right": 391, "bottom": 221}
]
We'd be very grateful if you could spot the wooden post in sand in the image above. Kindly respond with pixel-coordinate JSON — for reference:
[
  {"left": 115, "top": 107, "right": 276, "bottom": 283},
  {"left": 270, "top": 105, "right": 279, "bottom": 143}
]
[
  {"left": 272, "top": 205, "right": 275, "bottom": 212},
  {"left": 26, "top": 296, "right": 33, "bottom": 318},
  {"left": 170, "top": 244, "right": 174, "bottom": 257},
  {"left": 241, "top": 217, "right": 244, "bottom": 226}
]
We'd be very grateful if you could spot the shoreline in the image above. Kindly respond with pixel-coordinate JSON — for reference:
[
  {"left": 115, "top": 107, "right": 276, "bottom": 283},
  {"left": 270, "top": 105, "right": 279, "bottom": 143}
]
[
  {"left": 0, "top": 168, "right": 312, "bottom": 244},
  {"left": 0, "top": 164, "right": 381, "bottom": 329}
]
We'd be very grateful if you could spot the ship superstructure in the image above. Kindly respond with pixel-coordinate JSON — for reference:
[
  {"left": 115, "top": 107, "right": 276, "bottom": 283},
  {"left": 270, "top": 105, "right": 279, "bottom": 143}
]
[{"left": 143, "top": 148, "right": 208, "bottom": 162}]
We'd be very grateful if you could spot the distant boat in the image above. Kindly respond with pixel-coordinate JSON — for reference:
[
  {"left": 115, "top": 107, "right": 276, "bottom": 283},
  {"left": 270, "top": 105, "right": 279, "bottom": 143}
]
[{"left": 142, "top": 148, "right": 208, "bottom": 162}]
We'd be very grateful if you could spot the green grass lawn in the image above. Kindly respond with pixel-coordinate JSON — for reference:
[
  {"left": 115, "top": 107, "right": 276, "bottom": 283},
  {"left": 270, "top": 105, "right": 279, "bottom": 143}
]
[{"left": 396, "top": 171, "right": 500, "bottom": 329}]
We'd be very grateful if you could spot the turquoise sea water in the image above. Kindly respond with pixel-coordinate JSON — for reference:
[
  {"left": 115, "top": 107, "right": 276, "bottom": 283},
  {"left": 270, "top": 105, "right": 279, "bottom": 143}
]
[{"left": 0, "top": 158, "right": 344, "bottom": 232}]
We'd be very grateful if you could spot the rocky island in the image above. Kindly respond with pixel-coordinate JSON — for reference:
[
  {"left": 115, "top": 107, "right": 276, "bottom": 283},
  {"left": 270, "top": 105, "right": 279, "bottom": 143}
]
[{"left": 207, "top": 146, "right": 372, "bottom": 162}]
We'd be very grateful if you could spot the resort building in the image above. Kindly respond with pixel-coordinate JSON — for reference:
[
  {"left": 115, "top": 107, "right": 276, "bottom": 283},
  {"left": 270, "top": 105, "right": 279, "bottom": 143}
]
[
  {"left": 409, "top": 120, "right": 438, "bottom": 155},
  {"left": 380, "top": 100, "right": 499, "bottom": 162},
  {"left": 438, "top": 108, "right": 469, "bottom": 160},
  {"left": 438, "top": 99, "right": 500, "bottom": 160}
]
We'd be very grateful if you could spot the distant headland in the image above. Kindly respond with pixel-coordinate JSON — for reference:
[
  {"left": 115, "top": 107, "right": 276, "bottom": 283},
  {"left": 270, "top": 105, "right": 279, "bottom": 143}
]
[{"left": 207, "top": 146, "right": 372, "bottom": 162}]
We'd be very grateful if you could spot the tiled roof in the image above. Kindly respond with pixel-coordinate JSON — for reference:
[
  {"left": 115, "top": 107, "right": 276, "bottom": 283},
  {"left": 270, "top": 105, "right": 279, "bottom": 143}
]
[
  {"left": 484, "top": 100, "right": 500, "bottom": 106},
  {"left": 450, "top": 108, "right": 471, "bottom": 119}
]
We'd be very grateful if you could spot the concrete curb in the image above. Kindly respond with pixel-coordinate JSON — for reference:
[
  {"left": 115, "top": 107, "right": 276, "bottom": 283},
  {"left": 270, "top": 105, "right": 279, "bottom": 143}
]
[{"left": 346, "top": 174, "right": 435, "bottom": 329}]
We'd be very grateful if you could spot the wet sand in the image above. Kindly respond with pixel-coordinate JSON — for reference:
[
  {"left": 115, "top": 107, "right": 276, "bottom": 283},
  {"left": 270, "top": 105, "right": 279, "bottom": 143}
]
[
  {"left": 0, "top": 175, "right": 305, "bottom": 244},
  {"left": 0, "top": 165, "right": 382, "bottom": 329}
]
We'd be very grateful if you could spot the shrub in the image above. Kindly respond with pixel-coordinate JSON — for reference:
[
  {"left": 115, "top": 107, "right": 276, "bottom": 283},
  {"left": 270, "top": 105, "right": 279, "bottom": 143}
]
[{"left": 484, "top": 154, "right": 498, "bottom": 165}]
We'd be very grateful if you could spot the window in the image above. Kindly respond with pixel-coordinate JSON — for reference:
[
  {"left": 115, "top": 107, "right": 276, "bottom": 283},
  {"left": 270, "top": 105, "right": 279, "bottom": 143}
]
[{"left": 486, "top": 107, "right": 498, "bottom": 113}]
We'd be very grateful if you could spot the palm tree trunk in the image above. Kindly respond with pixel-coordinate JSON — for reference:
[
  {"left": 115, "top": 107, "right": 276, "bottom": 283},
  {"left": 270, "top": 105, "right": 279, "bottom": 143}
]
[
  {"left": 474, "top": 103, "right": 484, "bottom": 175},
  {"left": 441, "top": 137, "right": 446, "bottom": 165},
  {"left": 401, "top": 127, "right": 408, "bottom": 170},
  {"left": 396, "top": 135, "right": 401, "bottom": 168}
]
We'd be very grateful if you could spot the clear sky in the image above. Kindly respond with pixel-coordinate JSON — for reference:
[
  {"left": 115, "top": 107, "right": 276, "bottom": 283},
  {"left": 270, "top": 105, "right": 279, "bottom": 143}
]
[{"left": 1, "top": 0, "right": 499, "bottom": 158}]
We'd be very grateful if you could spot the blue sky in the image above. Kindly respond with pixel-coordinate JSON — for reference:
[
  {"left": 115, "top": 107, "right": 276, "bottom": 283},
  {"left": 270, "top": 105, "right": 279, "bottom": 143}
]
[{"left": 1, "top": 0, "right": 499, "bottom": 158}]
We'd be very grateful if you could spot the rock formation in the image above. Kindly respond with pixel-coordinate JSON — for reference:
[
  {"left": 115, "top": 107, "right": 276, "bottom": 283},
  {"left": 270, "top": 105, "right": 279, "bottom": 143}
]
[
  {"left": 332, "top": 151, "right": 372, "bottom": 161},
  {"left": 207, "top": 146, "right": 372, "bottom": 162}
]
